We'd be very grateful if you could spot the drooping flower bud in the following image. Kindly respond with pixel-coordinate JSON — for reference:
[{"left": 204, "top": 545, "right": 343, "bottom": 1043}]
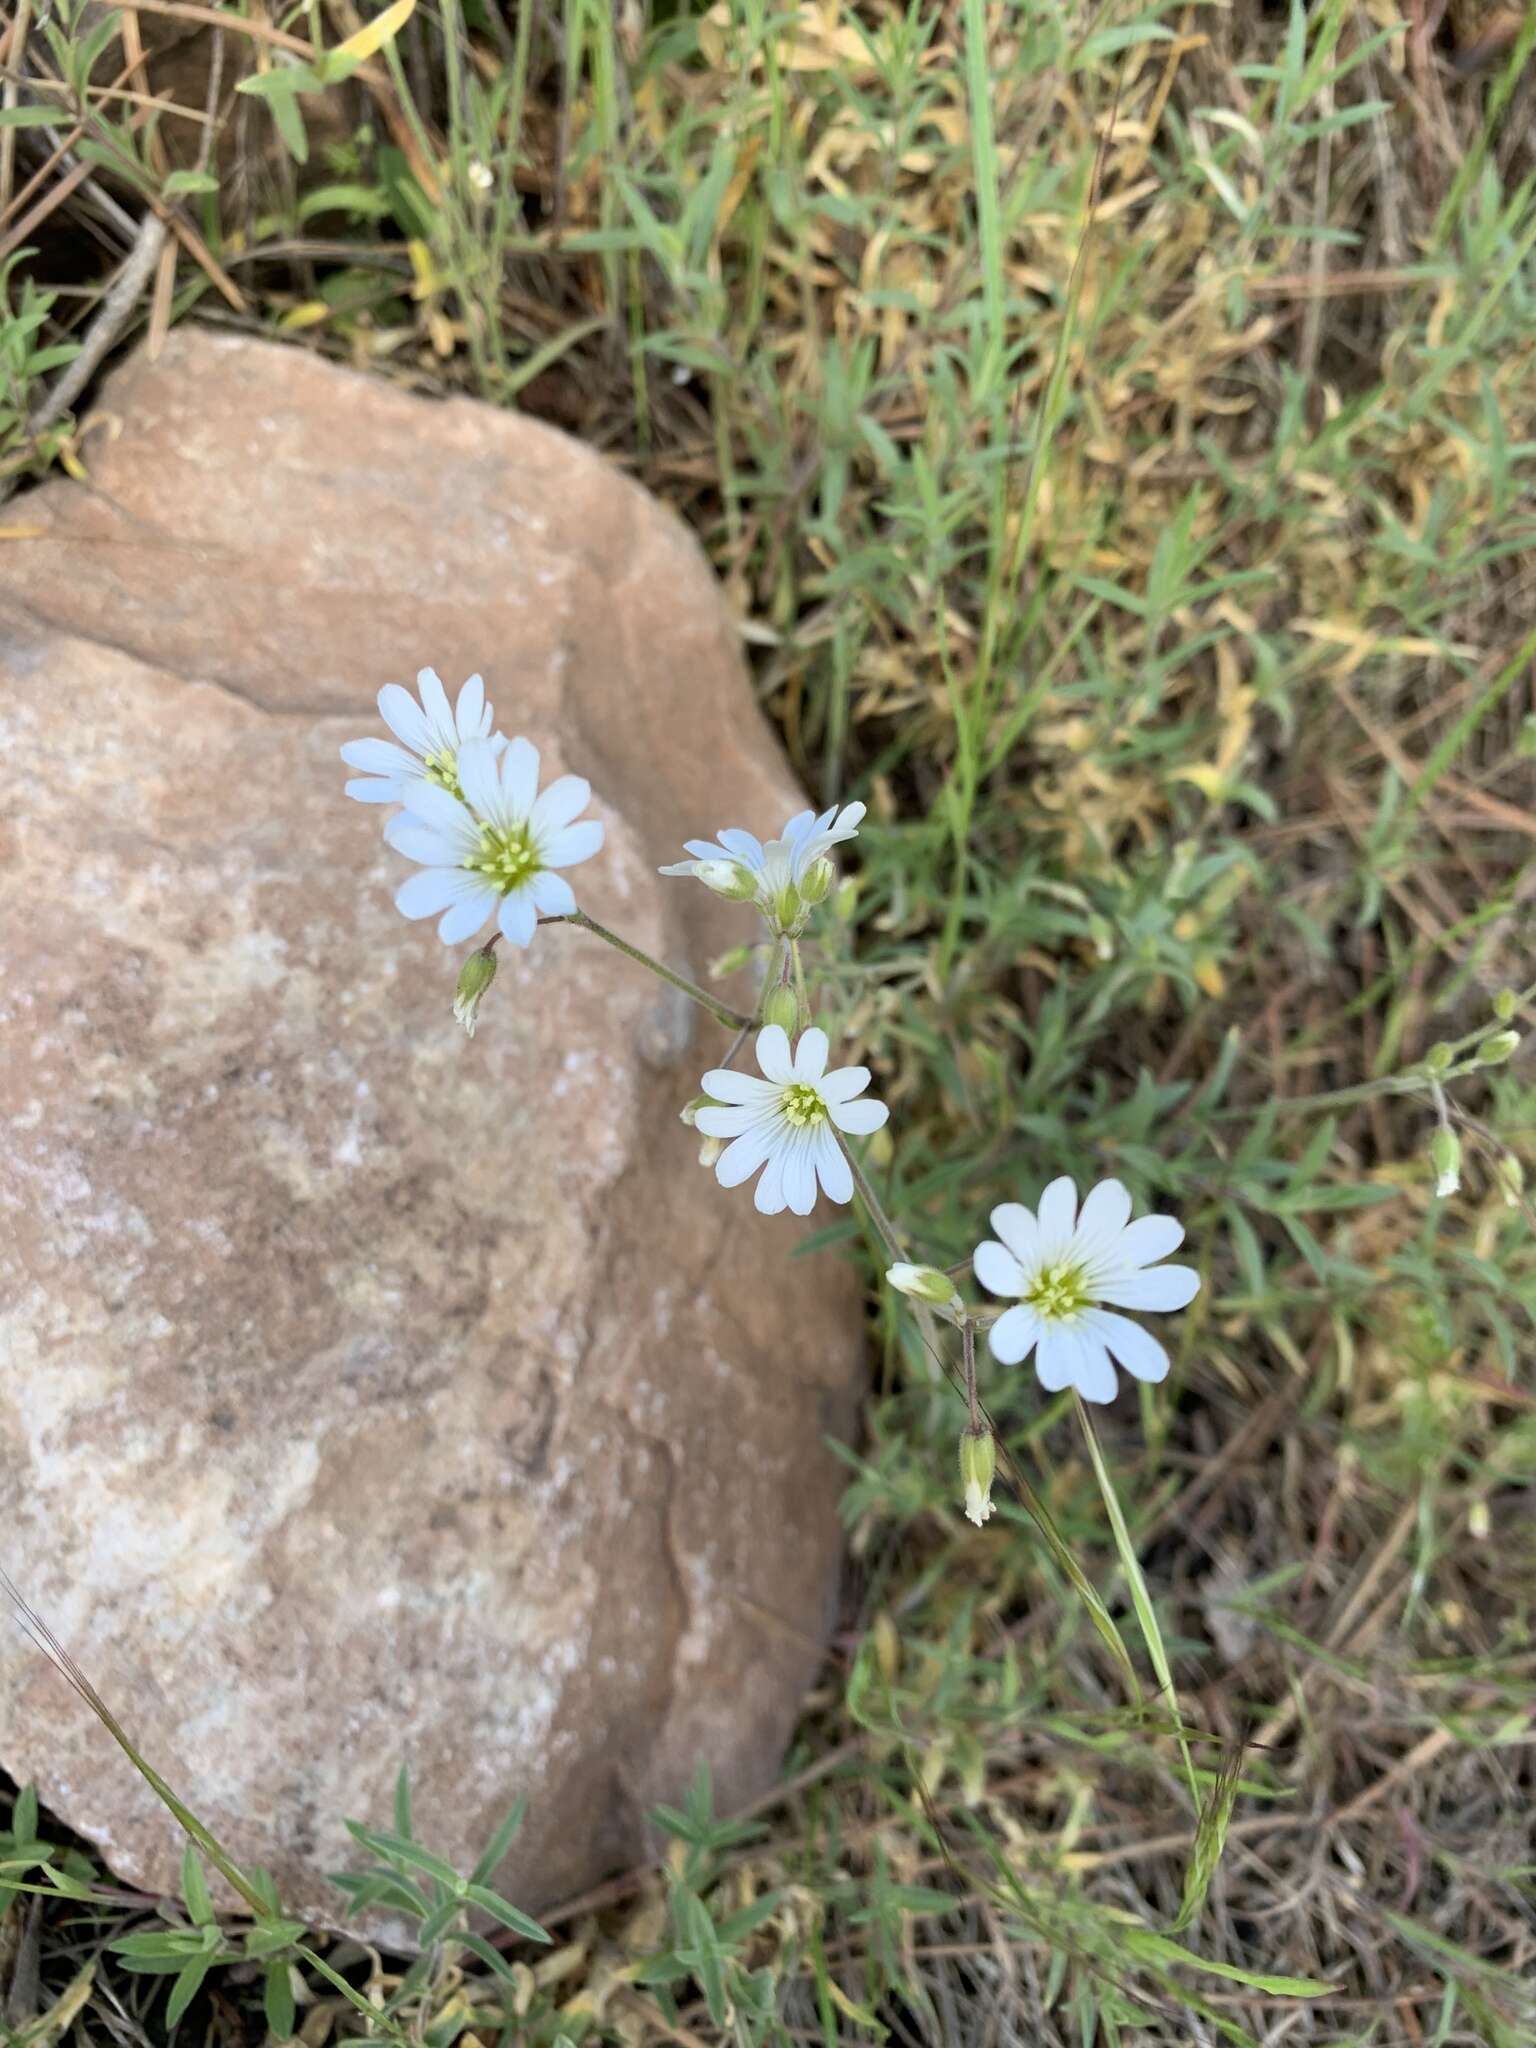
[
  {"left": 1477, "top": 1031, "right": 1520, "bottom": 1066},
  {"left": 452, "top": 946, "right": 498, "bottom": 1038},
  {"left": 1430, "top": 1125, "right": 1461, "bottom": 1200},
  {"left": 958, "top": 1427, "right": 996, "bottom": 1528},
  {"left": 886, "top": 1262, "right": 963, "bottom": 1309},
  {"left": 697, "top": 1133, "right": 724, "bottom": 1168}
]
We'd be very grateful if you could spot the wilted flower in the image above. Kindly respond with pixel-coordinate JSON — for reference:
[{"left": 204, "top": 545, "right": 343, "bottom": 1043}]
[
  {"left": 341, "top": 667, "right": 498, "bottom": 804},
  {"left": 694, "top": 1023, "right": 887, "bottom": 1216},
  {"left": 975, "top": 1177, "right": 1199, "bottom": 1405},
  {"left": 385, "top": 736, "right": 603, "bottom": 946}
]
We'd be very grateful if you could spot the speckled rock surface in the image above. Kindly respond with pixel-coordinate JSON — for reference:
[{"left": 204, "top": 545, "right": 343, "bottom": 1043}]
[{"left": 0, "top": 330, "right": 861, "bottom": 1931}]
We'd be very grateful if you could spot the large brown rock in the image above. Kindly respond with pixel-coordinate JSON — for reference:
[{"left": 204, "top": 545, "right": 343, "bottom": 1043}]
[{"left": 0, "top": 331, "right": 861, "bottom": 1931}]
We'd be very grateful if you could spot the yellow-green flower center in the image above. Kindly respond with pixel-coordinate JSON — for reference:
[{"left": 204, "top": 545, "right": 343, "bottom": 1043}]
[
  {"left": 781, "top": 1081, "right": 828, "bottom": 1128},
  {"left": 1025, "top": 1261, "right": 1090, "bottom": 1321},
  {"left": 466, "top": 822, "right": 540, "bottom": 893},
  {"left": 423, "top": 748, "right": 462, "bottom": 799}
]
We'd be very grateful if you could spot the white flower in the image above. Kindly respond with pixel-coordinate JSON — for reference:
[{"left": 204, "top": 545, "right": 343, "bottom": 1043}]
[
  {"left": 975, "top": 1177, "right": 1199, "bottom": 1405},
  {"left": 383, "top": 735, "right": 604, "bottom": 947},
  {"left": 341, "top": 667, "right": 499, "bottom": 804},
  {"left": 659, "top": 803, "right": 865, "bottom": 918},
  {"left": 694, "top": 1024, "right": 888, "bottom": 1216}
]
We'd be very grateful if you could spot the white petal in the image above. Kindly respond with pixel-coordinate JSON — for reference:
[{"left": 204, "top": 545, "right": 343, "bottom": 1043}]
[
  {"left": 384, "top": 818, "right": 464, "bottom": 865},
  {"left": 416, "top": 667, "right": 454, "bottom": 747},
  {"left": 500, "top": 736, "right": 541, "bottom": 820},
  {"left": 1110, "top": 1214, "right": 1186, "bottom": 1269},
  {"left": 542, "top": 819, "right": 604, "bottom": 868},
  {"left": 819, "top": 1065, "right": 869, "bottom": 1105},
  {"left": 401, "top": 780, "right": 479, "bottom": 845},
  {"left": 341, "top": 737, "right": 417, "bottom": 775},
  {"left": 1069, "top": 1332, "right": 1119, "bottom": 1405},
  {"left": 717, "top": 828, "right": 765, "bottom": 868},
  {"left": 699, "top": 1070, "right": 778, "bottom": 1105},
  {"left": 498, "top": 891, "right": 538, "bottom": 947},
  {"left": 1073, "top": 1179, "right": 1132, "bottom": 1257},
  {"left": 530, "top": 774, "right": 592, "bottom": 837},
  {"left": 988, "top": 1304, "right": 1042, "bottom": 1366},
  {"left": 753, "top": 1145, "right": 789, "bottom": 1214},
  {"left": 1096, "top": 1264, "right": 1200, "bottom": 1312},
  {"left": 684, "top": 839, "right": 728, "bottom": 862},
  {"left": 782, "top": 1138, "right": 818, "bottom": 1216},
  {"left": 695, "top": 1104, "right": 754, "bottom": 1139},
  {"left": 396, "top": 868, "right": 465, "bottom": 920},
  {"left": 814, "top": 1126, "right": 853, "bottom": 1204},
  {"left": 529, "top": 871, "right": 576, "bottom": 917},
  {"left": 755, "top": 1026, "right": 794, "bottom": 1083},
  {"left": 455, "top": 672, "right": 487, "bottom": 737},
  {"left": 457, "top": 737, "right": 505, "bottom": 821},
  {"left": 659, "top": 860, "right": 705, "bottom": 878},
  {"left": 378, "top": 682, "right": 433, "bottom": 755},
  {"left": 345, "top": 775, "right": 405, "bottom": 803},
  {"left": 1034, "top": 1324, "right": 1077, "bottom": 1392},
  {"left": 438, "top": 890, "right": 497, "bottom": 944},
  {"left": 829, "top": 1097, "right": 887, "bottom": 1135},
  {"left": 973, "top": 1240, "right": 1025, "bottom": 1299},
  {"left": 716, "top": 1126, "right": 775, "bottom": 1188},
  {"left": 1036, "top": 1177, "right": 1078, "bottom": 1260},
  {"left": 794, "top": 1028, "right": 829, "bottom": 1081},
  {"left": 1082, "top": 1309, "right": 1169, "bottom": 1385},
  {"left": 989, "top": 1202, "right": 1039, "bottom": 1263},
  {"left": 778, "top": 808, "right": 816, "bottom": 845}
]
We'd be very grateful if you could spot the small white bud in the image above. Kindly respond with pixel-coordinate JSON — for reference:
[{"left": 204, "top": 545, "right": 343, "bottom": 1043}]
[
  {"left": 886, "top": 1263, "right": 962, "bottom": 1309},
  {"left": 467, "top": 159, "right": 494, "bottom": 192},
  {"left": 1430, "top": 1126, "right": 1461, "bottom": 1200},
  {"left": 697, "top": 860, "right": 759, "bottom": 901},
  {"left": 697, "top": 1134, "right": 724, "bottom": 1168}
]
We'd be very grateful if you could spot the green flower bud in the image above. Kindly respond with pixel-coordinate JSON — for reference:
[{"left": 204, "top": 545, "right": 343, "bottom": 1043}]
[
  {"left": 771, "top": 883, "right": 803, "bottom": 934},
  {"left": 1493, "top": 990, "right": 1517, "bottom": 1023},
  {"left": 1424, "top": 1041, "right": 1454, "bottom": 1074},
  {"left": 833, "top": 877, "right": 859, "bottom": 923},
  {"left": 886, "top": 1262, "right": 962, "bottom": 1309},
  {"left": 452, "top": 946, "right": 498, "bottom": 1038},
  {"left": 1430, "top": 1125, "right": 1461, "bottom": 1200},
  {"left": 1477, "top": 1031, "right": 1520, "bottom": 1066},
  {"left": 1496, "top": 1154, "right": 1525, "bottom": 1208},
  {"left": 761, "top": 985, "right": 801, "bottom": 1035},
  {"left": 798, "top": 857, "right": 835, "bottom": 906},
  {"left": 958, "top": 1427, "right": 996, "bottom": 1528}
]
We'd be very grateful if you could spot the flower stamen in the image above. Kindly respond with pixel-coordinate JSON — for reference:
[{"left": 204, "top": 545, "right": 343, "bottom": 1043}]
[
  {"left": 1024, "top": 1260, "right": 1090, "bottom": 1322},
  {"left": 780, "top": 1081, "right": 828, "bottom": 1128},
  {"left": 467, "top": 823, "right": 541, "bottom": 892}
]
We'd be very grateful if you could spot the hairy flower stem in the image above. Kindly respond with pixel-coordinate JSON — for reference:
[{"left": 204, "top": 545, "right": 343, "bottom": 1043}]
[
  {"left": 836, "top": 1130, "right": 904, "bottom": 1263},
  {"left": 961, "top": 1318, "right": 980, "bottom": 1431},
  {"left": 552, "top": 910, "right": 753, "bottom": 1030}
]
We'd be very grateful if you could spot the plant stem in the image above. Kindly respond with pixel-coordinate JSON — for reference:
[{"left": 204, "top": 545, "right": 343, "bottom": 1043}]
[
  {"left": 835, "top": 1130, "right": 904, "bottom": 1262},
  {"left": 554, "top": 911, "right": 753, "bottom": 1030},
  {"left": 961, "top": 1319, "right": 979, "bottom": 1431}
]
